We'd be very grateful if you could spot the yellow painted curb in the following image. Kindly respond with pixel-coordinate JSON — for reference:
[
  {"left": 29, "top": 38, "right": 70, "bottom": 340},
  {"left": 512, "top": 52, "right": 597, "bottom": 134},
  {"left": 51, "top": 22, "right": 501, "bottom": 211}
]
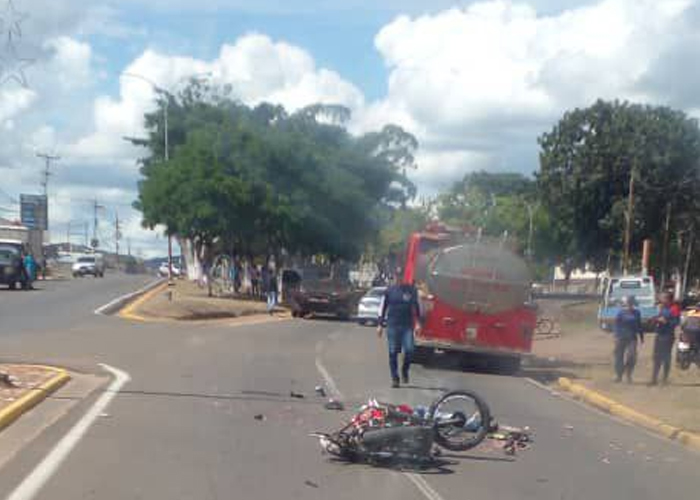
[
  {"left": 0, "top": 367, "right": 71, "bottom": 433},
  {"left": 557, "top": 377, "right": 700, "bottom": 452},
  {"left": 119, "top": 282, "right": 169, "bottom": 322}
]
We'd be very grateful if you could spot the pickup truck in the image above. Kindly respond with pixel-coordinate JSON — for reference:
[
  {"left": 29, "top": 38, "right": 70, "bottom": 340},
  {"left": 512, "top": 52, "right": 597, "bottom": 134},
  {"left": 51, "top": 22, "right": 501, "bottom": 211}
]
[
  {"left": 598, "top": 276, "right": 658, "bottom": 331},
  {"left": 0, "top": 239, "right": 28, "bottom": 289}
]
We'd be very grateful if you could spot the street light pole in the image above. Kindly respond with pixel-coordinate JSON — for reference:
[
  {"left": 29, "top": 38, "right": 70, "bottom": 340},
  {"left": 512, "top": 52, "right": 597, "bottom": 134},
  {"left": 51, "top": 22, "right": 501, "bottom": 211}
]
[{"left": 526, "top": 203, "right": 535, "bottom": 259}]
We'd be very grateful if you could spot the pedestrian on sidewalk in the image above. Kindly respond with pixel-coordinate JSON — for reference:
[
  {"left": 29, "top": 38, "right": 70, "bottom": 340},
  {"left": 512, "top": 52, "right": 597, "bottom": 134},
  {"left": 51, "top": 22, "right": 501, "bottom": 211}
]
[
  {"left": 377, "top": 269, "right": 422, "bottom": 388},
  {"left": 649, "top": 291, "right": 680, "bottom": 386},
  {"left": 613, "top": 295, "right": 643, "bottom": 383},
  {"left": 264, "top": 265, "right": 278, "bottom": 315}
]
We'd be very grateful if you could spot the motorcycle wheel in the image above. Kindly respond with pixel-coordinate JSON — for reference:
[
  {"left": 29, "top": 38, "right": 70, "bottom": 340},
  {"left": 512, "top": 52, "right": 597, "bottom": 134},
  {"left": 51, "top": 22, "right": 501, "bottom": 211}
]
[
  {"left": 677, "top": 355, "right": 691, "bottom": 370},
  {"left": 428, "top": 390, "right": 491, "bottom": 451}
]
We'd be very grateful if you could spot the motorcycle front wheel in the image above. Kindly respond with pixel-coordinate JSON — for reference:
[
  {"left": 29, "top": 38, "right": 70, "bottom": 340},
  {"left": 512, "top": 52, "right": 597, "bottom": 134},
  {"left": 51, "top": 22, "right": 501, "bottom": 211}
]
[{"left": 428, "top": 390, "right": 491, "bottom": 451}]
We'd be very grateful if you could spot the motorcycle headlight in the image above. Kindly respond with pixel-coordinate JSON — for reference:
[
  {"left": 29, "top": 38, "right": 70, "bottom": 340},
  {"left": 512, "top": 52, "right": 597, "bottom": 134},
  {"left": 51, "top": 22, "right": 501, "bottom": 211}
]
[{"left": 678, "top": 341, "right": 691, "bottom": 351}]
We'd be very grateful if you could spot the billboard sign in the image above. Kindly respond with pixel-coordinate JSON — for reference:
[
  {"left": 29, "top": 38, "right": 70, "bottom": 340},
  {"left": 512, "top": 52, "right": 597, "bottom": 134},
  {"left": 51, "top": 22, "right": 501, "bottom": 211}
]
[{"left": 20, "top": 194, "right": 48, "bottom": 230}]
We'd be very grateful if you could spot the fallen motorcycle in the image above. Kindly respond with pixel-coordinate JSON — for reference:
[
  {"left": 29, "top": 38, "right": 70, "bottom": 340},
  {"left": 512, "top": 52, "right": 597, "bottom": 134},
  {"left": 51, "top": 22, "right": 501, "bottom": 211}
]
[{"left": 311, "top": 390, "right": 530, "bottom": 465}]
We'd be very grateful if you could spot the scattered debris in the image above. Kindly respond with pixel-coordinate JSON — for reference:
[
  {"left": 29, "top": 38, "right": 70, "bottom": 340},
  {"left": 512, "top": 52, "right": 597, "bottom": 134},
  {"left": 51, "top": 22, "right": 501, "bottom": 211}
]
[
  {"left": 315, "top": 386, "right": 326, "bottom": 397},
  {"left": 304, "top": 480, "right": 319, "bottom": 488},
  {"left": 563, "top": 424, "right": 574, "bottom": 431},
  {"left": 601, "top": 457, "right": 611, "bottom": 464},
  {"left": 254, "top": 414, "right": 266, "bottom": 421},
  {"left": 0, "top": 372, "right": 21, "bottom": 388},
  {"left": 99, "top": 413, "right": 111, "bottom": 418},
  {"left": 536, "top": 478, "right": 549, "bottom": 484},
  {"left": 645, "top": 455, "right": 653, "bottom": 461},
  {"left": 324, "top": 399, "right": 344, "bottom": 411},
  {"left": 609, "top": 442, "right": 622, "bottom": 451},
  {"left": 290, "top": 391, "right": 305, "bottom": 399}
]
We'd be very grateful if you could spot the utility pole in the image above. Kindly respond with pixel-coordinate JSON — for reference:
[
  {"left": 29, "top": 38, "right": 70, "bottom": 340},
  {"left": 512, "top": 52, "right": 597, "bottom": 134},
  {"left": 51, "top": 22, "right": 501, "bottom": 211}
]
[
  {"left": 84, "top": 221, "right": 89, "bottom": 247},
  {"left": 682, "top": 227, "right": 694, "bottom": 298},
  {"left": 36, "top": 152, "right": 60, "bottom": 196},
  {"left": 127, "top": 238, "right": 131, "bottom": 257},
  {"left": 115, "top": 211, "right": 120, "bottom": 270},
  {"left": 622, "top": 166, "right": 636, "bottom": 275},
  {"left": 92, "top": 198, "right": 104, "bottom": 249},
  {"left": 660, "top": 202, "right": 672, "bottom": 289}
]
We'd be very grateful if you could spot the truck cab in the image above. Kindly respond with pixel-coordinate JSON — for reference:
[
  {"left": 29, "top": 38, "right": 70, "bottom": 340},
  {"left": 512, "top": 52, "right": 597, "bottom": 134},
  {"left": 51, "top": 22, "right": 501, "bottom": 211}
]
[{"left": 598, "top": 276, "right": 657, "bottom": 331}]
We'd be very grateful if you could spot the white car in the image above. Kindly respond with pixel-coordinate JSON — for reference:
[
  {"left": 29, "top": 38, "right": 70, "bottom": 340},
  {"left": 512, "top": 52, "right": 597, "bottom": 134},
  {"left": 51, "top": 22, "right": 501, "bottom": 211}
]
[
  {"left": 357, "top": 286, "right": 386, "bottom": 326},
  {"left": 158, "top": 262, "right": 181, "bottom": 277},
  {"left": 72, "top": 254, "right": 105, "bottom": 278}
]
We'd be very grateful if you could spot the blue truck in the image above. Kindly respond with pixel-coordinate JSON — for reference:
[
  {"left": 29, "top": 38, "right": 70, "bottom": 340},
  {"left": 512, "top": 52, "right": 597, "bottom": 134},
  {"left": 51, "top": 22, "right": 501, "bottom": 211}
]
[{"left": 598, "top": 275, "right": 658, "bottom": 332}]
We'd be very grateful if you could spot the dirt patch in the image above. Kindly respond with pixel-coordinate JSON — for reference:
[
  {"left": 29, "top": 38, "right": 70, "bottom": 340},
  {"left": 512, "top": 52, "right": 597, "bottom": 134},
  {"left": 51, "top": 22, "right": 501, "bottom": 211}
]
[
  {"left": 134, "top": 280, "right": 275, "bottom": 321},
  {"left": 528, "top": 299, "right": 700, "bottom": 434},
  {"left": 0, "top": 364, "right": 61, "bottom": 413}
]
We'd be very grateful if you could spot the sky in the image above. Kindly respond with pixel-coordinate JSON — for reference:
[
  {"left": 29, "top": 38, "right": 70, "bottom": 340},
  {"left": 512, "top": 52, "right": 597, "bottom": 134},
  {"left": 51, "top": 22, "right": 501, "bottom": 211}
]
[{"left": 1, "top": 0, "right": 699, "bottom": 257}]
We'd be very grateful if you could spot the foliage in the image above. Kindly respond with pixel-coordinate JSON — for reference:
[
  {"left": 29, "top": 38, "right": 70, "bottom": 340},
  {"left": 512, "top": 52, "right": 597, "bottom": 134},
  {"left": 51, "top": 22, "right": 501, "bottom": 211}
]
[
  {"left": 537, "top": 99, "right": 700, "bottom": 274},
  {"left": 132, "top": 81, "right": 419, "bottom": 263}
]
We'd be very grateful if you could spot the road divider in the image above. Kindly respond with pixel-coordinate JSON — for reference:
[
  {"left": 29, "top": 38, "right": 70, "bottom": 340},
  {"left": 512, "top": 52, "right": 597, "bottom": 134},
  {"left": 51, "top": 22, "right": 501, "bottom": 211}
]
[
  {"left": 94, "top": 278, "right": 166, "bottom": 316},
  {"left": 557, "top": 377, "right": 699, "bottom": 452},
  {"left": 0, "top": 367, "right": 71, "bottom": 433}
]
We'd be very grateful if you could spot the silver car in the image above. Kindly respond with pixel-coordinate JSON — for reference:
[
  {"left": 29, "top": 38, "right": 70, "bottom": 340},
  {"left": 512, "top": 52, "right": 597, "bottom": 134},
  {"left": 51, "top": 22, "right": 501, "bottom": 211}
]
[{"left": 357, "top": 286, "right": 386, "bottom": 326}]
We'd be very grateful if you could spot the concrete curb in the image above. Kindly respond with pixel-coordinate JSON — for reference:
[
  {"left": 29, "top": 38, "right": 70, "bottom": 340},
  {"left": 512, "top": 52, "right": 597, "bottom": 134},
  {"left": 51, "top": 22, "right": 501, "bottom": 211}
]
[
  {"left": 0, "top": 367, "right": 71, "bottom": 433},
  {"left": 557, "top": 377, "right": 700, "bottom": 451},
  {"left": 95, "top": 278, "right": 167, "bottom": 316},
  {"left": 118, "top": 281, "right": 170, "bottom": 322}
]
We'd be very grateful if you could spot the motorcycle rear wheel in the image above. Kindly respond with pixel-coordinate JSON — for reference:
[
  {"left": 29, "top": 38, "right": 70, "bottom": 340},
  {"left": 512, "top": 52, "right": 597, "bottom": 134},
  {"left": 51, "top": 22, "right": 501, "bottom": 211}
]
[{"left": 429, "top": 390, "right": 491, "bottom": 451}]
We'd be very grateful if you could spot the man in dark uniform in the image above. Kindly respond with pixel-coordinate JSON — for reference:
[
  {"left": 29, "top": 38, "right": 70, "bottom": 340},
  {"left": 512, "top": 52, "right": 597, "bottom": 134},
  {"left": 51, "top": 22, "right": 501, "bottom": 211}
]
[
  {"left": 650, "top": 291, "right": 680, "bottom": 385},
  {"left": 378, "top": 270, "right": 421, "bottom": 388},
  {"left": 614, "top": 295, "right": 643, "bottom": 383}
]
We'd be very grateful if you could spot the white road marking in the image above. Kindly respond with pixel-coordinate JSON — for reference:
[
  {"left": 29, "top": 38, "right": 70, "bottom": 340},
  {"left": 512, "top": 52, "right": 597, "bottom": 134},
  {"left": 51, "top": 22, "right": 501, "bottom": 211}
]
[
  {"left": 314, "top": 334, "right": 447, "bottom": 500},
  {"left": 6, "top": 364, "right": 131, "bottom": 500},
  {"left": 94, "top": 279, "right": 164, "bottom": 315}
]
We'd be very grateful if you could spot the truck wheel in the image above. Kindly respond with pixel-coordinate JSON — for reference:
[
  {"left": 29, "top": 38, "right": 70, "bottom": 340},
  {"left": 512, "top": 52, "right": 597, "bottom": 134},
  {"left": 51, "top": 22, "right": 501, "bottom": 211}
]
[{"left": 8, "top": 281, "right": 16, "bottom": 290}]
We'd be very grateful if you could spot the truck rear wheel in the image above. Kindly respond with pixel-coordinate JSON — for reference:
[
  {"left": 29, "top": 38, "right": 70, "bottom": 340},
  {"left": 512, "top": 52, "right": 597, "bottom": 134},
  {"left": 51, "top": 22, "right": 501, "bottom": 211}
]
[{"left": 412, "top": 346, "right": 434, "bottom": 365}]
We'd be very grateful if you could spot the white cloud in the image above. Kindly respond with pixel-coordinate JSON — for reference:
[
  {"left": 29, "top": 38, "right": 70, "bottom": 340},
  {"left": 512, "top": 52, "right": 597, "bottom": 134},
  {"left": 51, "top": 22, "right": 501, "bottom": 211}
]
[
  {"left": 361, "top": 0, "right": 699, "bottom": 187},
  {"left": 43, "top": 36, "right": 94, "bottom": 90}
]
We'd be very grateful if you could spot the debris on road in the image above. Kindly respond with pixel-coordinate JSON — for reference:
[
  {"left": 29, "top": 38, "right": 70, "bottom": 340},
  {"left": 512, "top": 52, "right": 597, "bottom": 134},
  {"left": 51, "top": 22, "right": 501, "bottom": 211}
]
[
  {"left": 315, "top": 386, "right": 326, "bottom": 397},
  {"left": 290, "top": 391, "right": 305, "bottom": 399},
  {"left": 304, "top": 480, "right": 319, "bottom": 488},
  {"left": 254, "top": 414, "right": 266, "bottom": 421},
  {"left": 324, "top": 399, "right": 344, "bottom": 411},
  {"left": 602, "top": 457, "right": 611, "bottom": 464}
]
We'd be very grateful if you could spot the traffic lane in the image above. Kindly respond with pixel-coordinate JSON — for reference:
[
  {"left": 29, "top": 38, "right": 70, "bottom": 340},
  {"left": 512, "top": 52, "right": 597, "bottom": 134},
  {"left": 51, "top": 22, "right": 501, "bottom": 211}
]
[
  {"left": 0, "top": 273, "right": 154, "bottom": 336},
  {"left": 0, "top": 319, "right": 430, "bottom": 500},
  {"left": 321, "top": 321, "right": 700, "bottom": 500}
]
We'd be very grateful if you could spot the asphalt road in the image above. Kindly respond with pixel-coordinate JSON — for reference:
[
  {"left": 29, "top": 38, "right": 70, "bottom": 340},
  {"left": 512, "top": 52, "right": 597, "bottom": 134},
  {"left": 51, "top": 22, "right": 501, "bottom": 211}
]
[{"left": 0, "top": 276, "right": 698, "bottom": 500}]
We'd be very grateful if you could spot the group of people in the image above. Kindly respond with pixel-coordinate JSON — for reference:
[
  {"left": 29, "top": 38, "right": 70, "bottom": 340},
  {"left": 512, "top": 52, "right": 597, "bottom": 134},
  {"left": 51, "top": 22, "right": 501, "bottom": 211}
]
[
  {"left": 227, "top": 260, "right": 279, "bottom": 314},
  {"left": 614, "top": 291, "right": 681, "bottom": 385}
]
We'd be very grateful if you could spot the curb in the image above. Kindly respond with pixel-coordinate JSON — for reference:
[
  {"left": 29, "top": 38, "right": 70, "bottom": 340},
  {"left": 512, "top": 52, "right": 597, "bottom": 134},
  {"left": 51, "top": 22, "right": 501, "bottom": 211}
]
[
  {"left": 118, "top": 281, "right": 170, "bottom": 322},
  {"left": 0, "top": 367, "right": 71, "bottom": 433},
  {"left": 95, "top": 278, "right": 167, "bottom": 316},
  {"left": 557, "top": 377, "right": 700, "bottom": 451}
]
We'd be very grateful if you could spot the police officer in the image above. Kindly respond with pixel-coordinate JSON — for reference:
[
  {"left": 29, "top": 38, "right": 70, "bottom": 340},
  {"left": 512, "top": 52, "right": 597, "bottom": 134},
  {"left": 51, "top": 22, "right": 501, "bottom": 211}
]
[
  {"left": 650, "top": 291, "right": 680, "bottom": 386},
  {"left": 377, "top": 269, "right": 421, "bottom": 388}
]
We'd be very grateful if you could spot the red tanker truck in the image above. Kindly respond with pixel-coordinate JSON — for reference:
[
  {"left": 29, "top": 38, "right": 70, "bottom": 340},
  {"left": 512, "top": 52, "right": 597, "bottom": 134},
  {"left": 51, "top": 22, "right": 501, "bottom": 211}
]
[{"left": 403, "top": 222, "right": 537, "bottom": 373}]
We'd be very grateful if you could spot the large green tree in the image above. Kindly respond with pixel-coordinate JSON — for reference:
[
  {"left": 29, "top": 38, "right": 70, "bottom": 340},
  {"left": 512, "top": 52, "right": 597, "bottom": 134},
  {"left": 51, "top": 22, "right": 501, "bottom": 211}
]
[
  {"left": 132, "top": 82, "right": 418, "bottom": 271},
  {"left": 537, "top": 99, "right": 700, "bottom": 276}
]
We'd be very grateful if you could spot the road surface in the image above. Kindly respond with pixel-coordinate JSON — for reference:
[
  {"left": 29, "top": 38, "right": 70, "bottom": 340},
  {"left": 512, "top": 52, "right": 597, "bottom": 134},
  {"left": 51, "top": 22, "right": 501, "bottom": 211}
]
[{"left": 0, "top": 275, "right": 698, "bottom": 500}]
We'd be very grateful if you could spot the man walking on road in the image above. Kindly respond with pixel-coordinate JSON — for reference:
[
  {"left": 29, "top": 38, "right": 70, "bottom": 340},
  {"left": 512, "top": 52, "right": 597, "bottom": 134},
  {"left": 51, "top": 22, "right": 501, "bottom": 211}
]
[
  {"left": 614, "top": 295, "right": 643, "bottom": 383},
  {"left": 378, "top": 270, "right": 421, "bottom": 388},
  {"left": 650, "top": 291, "right": 679, "bottom": 386}
]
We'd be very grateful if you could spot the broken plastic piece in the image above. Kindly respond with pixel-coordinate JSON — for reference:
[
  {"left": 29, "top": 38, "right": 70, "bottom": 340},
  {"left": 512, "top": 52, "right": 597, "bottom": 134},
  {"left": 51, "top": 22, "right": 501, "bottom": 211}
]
[
  {"left": 290, "top": 391, "right": 305, "bottom": 399},
  {"left": 315, "top": 386, "right": 326, "bottom": 397},
  {"left": 304, "top": 480, "right": 319, "bottom": 488},
  {"left": 324, "top": 399, "right": 345, "bottom": 411},
  {"left": 254, "top": 414, "right": 265, "bottom": 421}
]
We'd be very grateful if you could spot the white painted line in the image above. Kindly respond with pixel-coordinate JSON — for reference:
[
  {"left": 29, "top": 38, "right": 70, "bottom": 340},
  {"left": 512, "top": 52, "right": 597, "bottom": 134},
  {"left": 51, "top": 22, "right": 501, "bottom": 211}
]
[
  {"left": 94, "top": 279, "right": 163, "bottom": 315},
  {"left": 6, "top": 364, "right": 131, "bottom": 500},
  {"left": 405, "top": 473, "right": 446, "bottom": 500},
  {"left": 313, "top": 333, "right": 447, "bottom": 500}
]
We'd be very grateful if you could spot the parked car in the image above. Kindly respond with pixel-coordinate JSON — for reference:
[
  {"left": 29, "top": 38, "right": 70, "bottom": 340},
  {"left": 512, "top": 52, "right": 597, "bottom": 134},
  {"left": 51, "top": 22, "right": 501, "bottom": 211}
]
[
  {"left": 72, "top": 254, "right": 105, "bottom": 278},
  {"left": 0, "top": 239, "right": 28, "bottom": 290},
  {"left": 290, "top": 278, "right": 365, "bottom": 320},
  {"left": 357, "top": 286, "right": 386, "bottom": 325},
  {"left": 158, "top": 262, "right": 181, "bottom": 277}
]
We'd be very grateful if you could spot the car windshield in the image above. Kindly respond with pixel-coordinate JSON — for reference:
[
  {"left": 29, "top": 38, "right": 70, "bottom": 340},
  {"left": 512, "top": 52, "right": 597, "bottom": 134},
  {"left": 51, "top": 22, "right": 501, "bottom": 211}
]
[
  {"left": 2, "top": 2, "right": 700, "bottom": 498},
  {"left": 0, "top": 244, "right": 20, "bottom": 263}
]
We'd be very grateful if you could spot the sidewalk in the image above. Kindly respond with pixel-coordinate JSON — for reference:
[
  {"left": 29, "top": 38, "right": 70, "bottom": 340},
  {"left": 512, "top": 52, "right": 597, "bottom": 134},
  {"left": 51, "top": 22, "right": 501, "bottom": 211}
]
[
  {"left": 129, "top": 280, "right": 278, "bottom": 321},
  {"left": 0, "top": 364, "right": 70, "bottom": 432},
  {"left": 531, "top": 301, "right": 700, "bottom": 434}
]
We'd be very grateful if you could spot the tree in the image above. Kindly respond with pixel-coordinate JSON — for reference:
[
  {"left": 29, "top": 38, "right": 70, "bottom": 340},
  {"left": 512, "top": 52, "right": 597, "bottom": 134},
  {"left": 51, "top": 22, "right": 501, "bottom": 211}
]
[
  {"left": 132, "top": 83, "right": 419, "bottom": 278},
  {"left": 537, "top": 99, "right": 700, "bottom": 277}
]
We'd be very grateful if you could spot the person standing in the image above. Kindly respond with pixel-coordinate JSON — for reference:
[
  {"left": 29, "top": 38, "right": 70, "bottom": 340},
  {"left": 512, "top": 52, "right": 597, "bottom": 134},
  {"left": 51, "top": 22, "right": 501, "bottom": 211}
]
[
  {"left": 614, "top": 295, "right": 643, "bottom": 383},
  {"left": 265, "top": 266, "right": 278, "bottom": 315},
  {"left": 23, "top": 251, "right": 36, "bottom": 290},
  {"left": 377, "top": 271, "right": 422, "bottom": 388},
  {"left": 650, "top": 291, "right": 680, "bottom": 386}
]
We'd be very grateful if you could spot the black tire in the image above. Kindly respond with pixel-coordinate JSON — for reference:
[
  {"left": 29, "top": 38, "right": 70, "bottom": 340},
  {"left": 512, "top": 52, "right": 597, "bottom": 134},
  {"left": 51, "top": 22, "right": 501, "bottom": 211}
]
[
  {"left": 358, "top": 319, "right": 366, "bottom": 326},
  {"left": 8, "top": 281, "right": 16, "bottom": 290},
  {"left": 677, "top": 354, "right": 691, "bottom": 370},
  {"left": 429, "top": 390, "right": 491, "bottom": 451},
  {"left": 536, "top": 318, "right": 554, "bottom": 335}
]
